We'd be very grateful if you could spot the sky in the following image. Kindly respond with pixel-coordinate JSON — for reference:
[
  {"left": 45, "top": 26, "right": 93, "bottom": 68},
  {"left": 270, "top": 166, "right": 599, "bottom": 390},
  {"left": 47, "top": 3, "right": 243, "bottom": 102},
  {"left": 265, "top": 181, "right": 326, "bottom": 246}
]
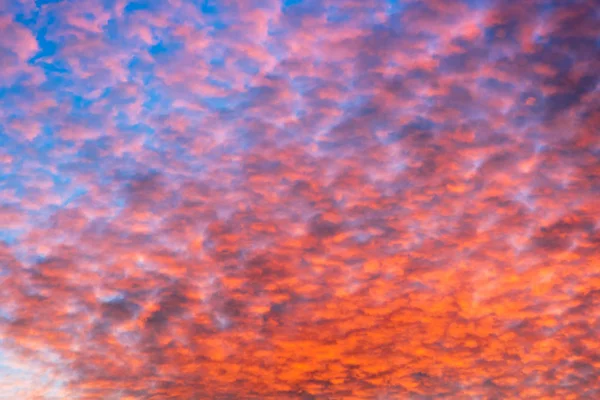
[{"left": 0, "top": 0, "right": 599, "bottom": 398}]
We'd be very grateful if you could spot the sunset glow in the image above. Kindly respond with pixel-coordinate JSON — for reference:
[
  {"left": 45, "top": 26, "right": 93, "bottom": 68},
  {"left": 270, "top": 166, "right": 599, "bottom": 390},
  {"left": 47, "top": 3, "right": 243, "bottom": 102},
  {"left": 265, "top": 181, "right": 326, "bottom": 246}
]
[{"left": 0, "top": 0, "right": 599, "bottom": 398}]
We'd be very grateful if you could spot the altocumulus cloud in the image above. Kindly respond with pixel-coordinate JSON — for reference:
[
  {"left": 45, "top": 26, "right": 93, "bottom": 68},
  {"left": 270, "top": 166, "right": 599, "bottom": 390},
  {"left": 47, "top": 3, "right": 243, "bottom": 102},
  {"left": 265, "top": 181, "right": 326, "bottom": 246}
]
[{"left": 0, "top": 0, "right": 599, "bottom": 398}]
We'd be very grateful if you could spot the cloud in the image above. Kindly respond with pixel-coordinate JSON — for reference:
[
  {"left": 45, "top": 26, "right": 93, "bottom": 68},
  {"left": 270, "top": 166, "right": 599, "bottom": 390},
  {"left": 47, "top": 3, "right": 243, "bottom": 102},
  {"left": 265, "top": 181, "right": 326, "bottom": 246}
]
[
  {"left": 0, "top": 0, "right": 598, "bottom": 398},
  {"left": 0, "top": 14, "right": 41, "bottom": 87}
]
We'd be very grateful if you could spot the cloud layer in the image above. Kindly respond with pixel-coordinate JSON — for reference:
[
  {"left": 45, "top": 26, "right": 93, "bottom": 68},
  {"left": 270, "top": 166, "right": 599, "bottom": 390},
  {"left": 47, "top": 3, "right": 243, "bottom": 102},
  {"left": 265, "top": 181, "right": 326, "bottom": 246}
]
[{"left": 0, "top": 0, "right": 599, "bottom": 398}]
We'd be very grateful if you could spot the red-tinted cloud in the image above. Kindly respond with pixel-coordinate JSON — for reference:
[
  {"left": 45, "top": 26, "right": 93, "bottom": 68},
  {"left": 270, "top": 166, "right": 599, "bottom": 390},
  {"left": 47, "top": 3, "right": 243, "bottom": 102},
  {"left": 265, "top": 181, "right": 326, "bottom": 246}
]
[{"left": 0, "top": 0, "right": 599, "bottom": 398}]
